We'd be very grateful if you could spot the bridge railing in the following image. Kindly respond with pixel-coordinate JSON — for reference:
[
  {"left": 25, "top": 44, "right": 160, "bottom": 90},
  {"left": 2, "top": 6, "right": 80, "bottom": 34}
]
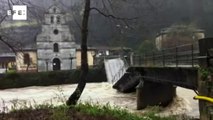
[{"left": 133, "top": 43, "right": 200, "bottom": 67}]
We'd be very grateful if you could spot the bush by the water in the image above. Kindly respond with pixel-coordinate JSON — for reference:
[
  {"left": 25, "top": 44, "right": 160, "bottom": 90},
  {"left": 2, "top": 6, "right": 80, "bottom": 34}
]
[{"left": 0, "top": 68, "right": 107, "bottom": 89}]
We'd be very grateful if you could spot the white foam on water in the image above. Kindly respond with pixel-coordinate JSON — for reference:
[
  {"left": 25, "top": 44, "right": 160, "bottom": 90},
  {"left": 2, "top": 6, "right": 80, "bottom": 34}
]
[
  {"left": 0, "top": 83, "right": 199, "bottom": 118},
  {"left": 104, "top": 58, "right": 127, "bottom": 84}
]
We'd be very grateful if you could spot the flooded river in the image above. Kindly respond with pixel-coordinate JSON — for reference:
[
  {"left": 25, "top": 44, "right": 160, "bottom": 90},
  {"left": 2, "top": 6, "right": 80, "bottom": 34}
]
[{"left": 0, "top": 83, "right": 199, "bottom": 118}]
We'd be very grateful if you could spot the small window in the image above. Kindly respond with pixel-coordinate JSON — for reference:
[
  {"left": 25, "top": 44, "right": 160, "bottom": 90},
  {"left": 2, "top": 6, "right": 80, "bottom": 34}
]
[
  {"left": 50, "top": 16, "right": 54, "bottom": 24},
  {"left": 24, "top": 53, "right": 30, "bottom": 64},
  {"left": 53, "top": 29, "right": 59, "bottom": 35},
  {"left": 56, "top": 16, "right": 60, "bottom": 24},
  {"left": 54, "top": 43, "right": 59, "bottom": 52},
  {"left": 53, "top": 8, "right": 56, "bottom": 13}
]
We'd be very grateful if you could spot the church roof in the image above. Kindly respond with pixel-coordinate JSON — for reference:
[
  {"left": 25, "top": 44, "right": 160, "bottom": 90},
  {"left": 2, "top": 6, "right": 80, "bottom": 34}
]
[{"left": 46, "top": 4, "right": 65, "bottom": 14}]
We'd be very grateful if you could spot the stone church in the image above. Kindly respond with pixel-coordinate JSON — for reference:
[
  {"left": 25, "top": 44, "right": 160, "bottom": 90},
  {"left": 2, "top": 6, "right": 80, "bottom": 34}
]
[{"left": 36, "top": 5, "right": 76, "bottom": 72}]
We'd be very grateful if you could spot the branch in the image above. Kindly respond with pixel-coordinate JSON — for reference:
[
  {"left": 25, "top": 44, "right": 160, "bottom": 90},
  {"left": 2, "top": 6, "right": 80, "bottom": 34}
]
[
  {"left": 0, "top": 36, "right": 16, "bottom": 54},
  {"left": 58, "top": 0, "right": 82, "bottom": 30},
  {"left": 0, "top": 14, "right": 8, "bottom": 24},
  {"left": 19, "top": 0, "right": 44, "bottom": 23},
  {"left": 90, "top": 7, "right": 139, "bottom": 21}
]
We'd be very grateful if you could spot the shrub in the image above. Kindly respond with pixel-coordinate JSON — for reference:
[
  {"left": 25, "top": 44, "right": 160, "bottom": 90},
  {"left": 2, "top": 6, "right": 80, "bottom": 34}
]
[{"left": 0, "top": 68, "right": 107, "bottom": 89}]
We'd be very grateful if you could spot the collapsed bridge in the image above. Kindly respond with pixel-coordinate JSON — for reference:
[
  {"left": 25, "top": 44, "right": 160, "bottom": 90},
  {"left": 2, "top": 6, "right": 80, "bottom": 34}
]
[{"left": 104, "top": 38, "right": 213, "bottom": 119}]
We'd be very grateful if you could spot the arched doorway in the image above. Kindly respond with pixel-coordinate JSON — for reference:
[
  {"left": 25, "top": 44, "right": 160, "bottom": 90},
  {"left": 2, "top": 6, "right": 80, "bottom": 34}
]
[{"left": 53, "top": 58, "right": 61, "bottom": 71}]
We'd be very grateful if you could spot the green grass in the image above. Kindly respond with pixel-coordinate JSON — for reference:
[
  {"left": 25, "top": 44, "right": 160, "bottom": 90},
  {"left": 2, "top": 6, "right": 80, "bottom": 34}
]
[
  {"left": 1, "top": 100, "right": 190, "bottom": 120},
  {"left": 73, "top": 102, "right": 176, "bottom": 120},
  {"left": 51, "top": 105, "right": 70, "bottom": 120}
]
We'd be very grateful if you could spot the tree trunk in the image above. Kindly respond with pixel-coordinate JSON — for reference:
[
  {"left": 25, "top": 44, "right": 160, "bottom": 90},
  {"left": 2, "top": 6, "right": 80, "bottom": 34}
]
[
  {"left": 5, "top": 62, "right": 8, "bottom": 73},
  {"left": 66, "top": 0, "right": 90, "bottom": 106},
  {"left": 26, "top": 63, "right": 30, "bottom": 72}
]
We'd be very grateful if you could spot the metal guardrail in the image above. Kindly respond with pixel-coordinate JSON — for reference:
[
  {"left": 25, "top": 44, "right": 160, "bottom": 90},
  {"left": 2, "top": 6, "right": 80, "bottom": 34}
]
[{"left": 133, "top": 43, "right": 199, "bottom": 67}]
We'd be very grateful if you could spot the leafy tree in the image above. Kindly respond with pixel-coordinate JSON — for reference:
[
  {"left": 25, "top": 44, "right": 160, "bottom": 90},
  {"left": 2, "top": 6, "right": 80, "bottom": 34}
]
[
  {"left": 138, "top": 39, "right": 156, "bottom": 54},
  {"left": 162, "top": 24, "right": 202, "bottom": 49}
]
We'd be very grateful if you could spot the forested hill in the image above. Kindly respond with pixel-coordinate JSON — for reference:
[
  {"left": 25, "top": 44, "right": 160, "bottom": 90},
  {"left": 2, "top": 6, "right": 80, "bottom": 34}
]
[{"left": 0, "top": 0, "right": 213, "bottom": 50}]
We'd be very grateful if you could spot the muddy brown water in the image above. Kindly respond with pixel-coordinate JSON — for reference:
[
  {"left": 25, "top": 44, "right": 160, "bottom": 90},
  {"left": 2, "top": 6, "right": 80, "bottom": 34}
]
[{"left": 0, "top": 83, "right": 199, "bottom": 118}]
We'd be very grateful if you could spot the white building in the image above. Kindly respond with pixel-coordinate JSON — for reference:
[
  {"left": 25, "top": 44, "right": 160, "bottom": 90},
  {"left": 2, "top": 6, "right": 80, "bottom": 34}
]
[
  {"left": 36, "top": 5, "right": 76, "bottom": 72},
  {"left": 155, "top": 26, "right": 205, "bottom": 50}
]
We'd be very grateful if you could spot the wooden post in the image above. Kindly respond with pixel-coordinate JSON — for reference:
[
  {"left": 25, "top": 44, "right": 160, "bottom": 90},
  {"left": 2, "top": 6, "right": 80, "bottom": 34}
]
[
  {"left": 130, "top": 52, "right": 134, "bottom": 66},
  {"left": 139, "top": 55, "right": 142, "bottom": 66},
  {"left": 5, "top": 62, "right": 8, "bottom": 73},
  {"left": 144, "top": 54, "right": 146, "bottom": 66},
  {"left": 175, "top": 47, "right": 178, "bottom": 67},
  {"left": 153, "top": 52, "right": 155, "bottom": 66},
  {"left": 198, "top": 38, "right": 213, "bottom": 120},
  {"left": 162, "top": 50, "right": 165, "bottom": 67},
  {"left": 136, "top": 80, "right": 144, "bottom": 110},
  {"left": 191, "top": 44, "right": 194, "bottom": 67}
]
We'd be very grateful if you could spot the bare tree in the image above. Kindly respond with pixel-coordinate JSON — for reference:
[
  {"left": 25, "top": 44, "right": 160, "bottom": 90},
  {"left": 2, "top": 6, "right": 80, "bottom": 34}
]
[
  {"left": 67, "top": 0, "right": 91, "bottom": 105},
  {"left": 0, "top": 0, "right": 43, "bottom": 72},
  {"left": 66, "top": 0, "right": 138, "bottom": 106}
]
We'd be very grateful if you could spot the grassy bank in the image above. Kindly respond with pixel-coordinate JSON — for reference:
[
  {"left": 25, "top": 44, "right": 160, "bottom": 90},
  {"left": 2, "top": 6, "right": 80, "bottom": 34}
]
[{"left": 0, "top": 102, "right": 179, "bottom": 120}]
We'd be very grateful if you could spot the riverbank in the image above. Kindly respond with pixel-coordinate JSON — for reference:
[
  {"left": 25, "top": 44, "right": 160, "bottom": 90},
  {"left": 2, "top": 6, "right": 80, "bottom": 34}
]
[
  {"left": 0, "top": 83, "right": 199, "bottom": 119},
  {"left": 0, "top": 103, "right": 196, "bottom": 120}
]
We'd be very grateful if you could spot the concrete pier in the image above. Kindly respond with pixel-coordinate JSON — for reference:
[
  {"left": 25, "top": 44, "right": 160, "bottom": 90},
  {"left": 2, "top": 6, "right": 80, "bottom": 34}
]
[{"left": 137, "top": 81, "right": 176, "bottom": 109}]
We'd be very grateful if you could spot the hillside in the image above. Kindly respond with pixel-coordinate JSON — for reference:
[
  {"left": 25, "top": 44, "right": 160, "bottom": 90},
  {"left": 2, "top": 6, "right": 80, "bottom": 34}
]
[{"left": 0, "top": 0, "right": 213, "bottom": 51}]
